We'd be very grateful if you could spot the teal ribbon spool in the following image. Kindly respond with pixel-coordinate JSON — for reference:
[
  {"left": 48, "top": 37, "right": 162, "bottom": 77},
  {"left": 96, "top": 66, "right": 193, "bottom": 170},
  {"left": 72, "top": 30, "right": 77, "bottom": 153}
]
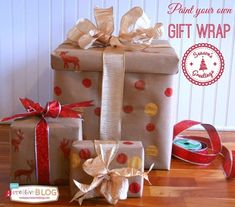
[{"left": 174, "top": 137, "right": 202, "bottom": 151}]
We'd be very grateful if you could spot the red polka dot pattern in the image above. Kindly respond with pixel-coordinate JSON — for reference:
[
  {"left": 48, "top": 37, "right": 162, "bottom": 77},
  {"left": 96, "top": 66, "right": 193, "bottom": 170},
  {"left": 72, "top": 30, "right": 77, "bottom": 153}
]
[
  {"left": 164, "top": 88, "right": 173, "bottom": 97},
  {"left": 82, "top": 78, "right": 92, "bottom": 88},
  {"left": 134, "top": 80, "right": 145, "bottom": 90},
  {"left": 146, "top": 123, "right": 155, "bottom": 132},
  {"left": 54, "top": 86, "right": 62, "bottom": 96},
  {"left": 94, "top": 107, "right": 101, "bottom": 117},
  {"left": 129, "top": 182, "right": 140, "bottom": 193},
  {"left": 79, "top": 148, "right": 91, "bottom": 160},
  {"left": 123, "top": 141, "right": 134, "bottom": 145},
  {"left": 123, "top": 105, "right": 133, "bottom": 113},
  {"left": 116, "top": 153, "right": 128, "bottom": 164}
]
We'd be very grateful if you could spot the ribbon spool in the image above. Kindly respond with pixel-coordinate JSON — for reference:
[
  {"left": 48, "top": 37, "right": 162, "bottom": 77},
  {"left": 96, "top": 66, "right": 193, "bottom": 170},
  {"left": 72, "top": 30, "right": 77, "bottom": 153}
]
[
  {"left": 173, "top": 120, "right": 235, "bottom": 179},
  {"left": 174, "top": 137, "right": 205, "bottom": 151}
]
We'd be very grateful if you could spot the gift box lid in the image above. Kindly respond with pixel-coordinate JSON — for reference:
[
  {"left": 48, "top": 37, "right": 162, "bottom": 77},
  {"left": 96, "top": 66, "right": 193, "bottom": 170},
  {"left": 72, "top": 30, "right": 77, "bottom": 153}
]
[
  {"left": 11, "top": 117, "right": 82, "bottom": 128},
  {"left": 72, "top": 140, "right": 143, "bottom": 149},
  {"left": 51, "top": 40, "right": 179, "bottom": 75}
]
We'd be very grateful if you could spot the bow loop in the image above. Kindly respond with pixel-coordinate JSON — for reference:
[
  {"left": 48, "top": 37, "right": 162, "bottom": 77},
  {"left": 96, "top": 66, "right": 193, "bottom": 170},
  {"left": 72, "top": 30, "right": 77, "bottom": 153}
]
[
  {"left": 67, "top": 7, "right": 163, "bottom": 50},
  {"left": 20, "top": 98, "right": 44, "bottom": 113},
  {"left": 94, "top": 7, "right": 114, "bottom": 35},
  {"left": 119, "top": 7, "right": 149, "bottom": 35},
  {"left": 1, "top": 98, "right": 94, "bottom": 122},
  {"left": 67, "top": 18, "right": 96, "bottom": 42},
  {"left": 44, "top": 101, "right": 61, "bottom": 118},
  {"left": 82, "top": 155, "right": 109, "bottom": 177}
]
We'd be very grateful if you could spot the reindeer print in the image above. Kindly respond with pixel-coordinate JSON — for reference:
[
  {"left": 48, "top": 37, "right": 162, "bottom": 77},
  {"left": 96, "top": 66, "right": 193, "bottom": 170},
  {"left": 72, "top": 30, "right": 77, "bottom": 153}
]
[
  {"left": 59, "top": 51, "right": 80, "bottom": 69},
  {"left": 14, "top": 160, "right": 35, "bottom": 183},
  {"left": 11, "top": 129, "right": 24, "bottom": 152},
  {"left": 60, "top": 138, "right": 73, "bottom": 159}
]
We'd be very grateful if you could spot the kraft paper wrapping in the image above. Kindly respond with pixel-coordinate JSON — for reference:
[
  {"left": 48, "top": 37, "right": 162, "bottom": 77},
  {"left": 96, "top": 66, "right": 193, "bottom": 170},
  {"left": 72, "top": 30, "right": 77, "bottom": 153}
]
[
  {"left": 70, "top": 140, "right": 144, "bottom": 198},
  {"left": 51, "top": 40, "right": 178, "bottom": 74},
  {"left": 10, "top": 117, "right": 82, "bottom": 185},
  {"left": 51, "top": 40, "right": 178, "bottom": 170}
]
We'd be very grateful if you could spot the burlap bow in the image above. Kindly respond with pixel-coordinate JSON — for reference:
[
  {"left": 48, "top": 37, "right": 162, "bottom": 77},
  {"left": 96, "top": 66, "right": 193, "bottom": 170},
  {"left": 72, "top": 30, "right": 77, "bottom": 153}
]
[
  {"left": 67, "top": 7, "right": 163, "bottom": 50},
  {"left": 71, "top": 140, "right": 154, "bottom": 205}
]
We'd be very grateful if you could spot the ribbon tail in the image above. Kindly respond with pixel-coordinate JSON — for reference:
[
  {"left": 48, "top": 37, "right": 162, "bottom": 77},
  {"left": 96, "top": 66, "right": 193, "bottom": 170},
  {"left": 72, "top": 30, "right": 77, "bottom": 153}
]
[
  {"left": 59, "top": 100, "right": 94, "bottom": 118},
  {"left": 71, "top": 189, "right": 86, "bottom": 203},
  {"left": 222, "top": 146, "right": 235, "bottom": 179},
  {"left": 59, "top": 107, "right": 81, "bottom": 118},
  {"left": 1, "top": 111, "right": 39, "bottom": 122},
  {"left": 71, "top": 187, "right": 98, "bottom": 205},
  {"left": 64, "top": 100, "right": 94, "bottom": 108},
  {"left": 72, "top": 190, "right": 98, "bottom": 206},
  {"left": 83, "top": 190, "right": 100, "bottom": 205},
  {"left": 72, "top": 177, "right": 104, "bottom": 204},
  {"left": 143, "top": 163, "right": 155, "bottom": 184},
  {"left": 71, "top": 179, "right": 94, "bottom": 203},
  {"left": 73, "top": 179, "right": 94, "bottom": 192},
  {"left": 110, "top": 163, "right": 154, "bottom": 185},
  {"left": 78, "top": 196, "right": 84, "bottom": 206}
]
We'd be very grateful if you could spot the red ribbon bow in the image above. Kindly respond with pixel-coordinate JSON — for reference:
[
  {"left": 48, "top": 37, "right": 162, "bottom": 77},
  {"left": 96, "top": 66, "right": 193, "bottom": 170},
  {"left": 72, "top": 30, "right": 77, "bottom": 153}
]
[
  {"left": 173, "top": 120, "right": 235, "bottom": 179},
  {"left": 2, "top": 98, "right": 93, "bottom": 184}
]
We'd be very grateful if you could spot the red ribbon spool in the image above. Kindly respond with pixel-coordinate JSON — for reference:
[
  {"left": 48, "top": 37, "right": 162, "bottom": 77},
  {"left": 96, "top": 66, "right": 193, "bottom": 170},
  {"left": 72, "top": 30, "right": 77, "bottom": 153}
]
[{"left": 173, "top": 120, "right": 235, "bottom": 179}]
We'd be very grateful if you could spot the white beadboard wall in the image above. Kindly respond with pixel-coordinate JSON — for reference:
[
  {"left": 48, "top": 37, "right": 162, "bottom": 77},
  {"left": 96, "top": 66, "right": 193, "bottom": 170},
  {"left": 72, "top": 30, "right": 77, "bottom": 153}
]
[{"left": 0, "top": 0, "right": 235, "bottom": 130}]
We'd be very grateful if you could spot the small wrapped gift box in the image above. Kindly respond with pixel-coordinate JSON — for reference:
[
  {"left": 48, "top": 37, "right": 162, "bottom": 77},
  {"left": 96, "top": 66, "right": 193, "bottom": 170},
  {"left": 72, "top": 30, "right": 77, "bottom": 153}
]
[
  {"left": 2, "top": 98, "right": 93, "bottom": 185},
  {"left": 70, "top": 140, "right": 151, "bottom": 205},
  {"left": 51, "top": 7, "right": 179, "bottom": 170},
  {"left": 10, "top": 117, "right": 82, "bottom": 185}
]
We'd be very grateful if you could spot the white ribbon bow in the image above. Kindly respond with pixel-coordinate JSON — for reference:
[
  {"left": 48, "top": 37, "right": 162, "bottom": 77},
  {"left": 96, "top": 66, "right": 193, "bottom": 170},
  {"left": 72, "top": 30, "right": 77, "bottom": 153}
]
[
  {"left": 67, "top": 7, "right": 163, "bottom": 50},
  {"left": 71, "top": 142, "right": 154, "bottom": 205}
]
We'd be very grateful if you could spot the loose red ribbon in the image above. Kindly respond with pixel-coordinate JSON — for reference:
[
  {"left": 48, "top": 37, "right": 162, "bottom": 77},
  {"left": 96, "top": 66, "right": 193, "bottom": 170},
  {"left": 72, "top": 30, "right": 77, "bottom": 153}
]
[
  {"left": 173, "top": 120, "right": 235, "bottom": 179},
  {"left": 1, "top": 98, "right": 93, "bottom": 184}
]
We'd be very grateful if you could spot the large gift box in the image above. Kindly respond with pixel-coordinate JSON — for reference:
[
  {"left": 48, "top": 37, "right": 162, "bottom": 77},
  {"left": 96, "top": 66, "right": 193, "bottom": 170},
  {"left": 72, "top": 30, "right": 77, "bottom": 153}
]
[
  {"left": 70, "top": 140, "right": 149, "bottom": 204},
  {"left": 51, "top": 7, "right": 179, "bottom": 170},
  {"left": 4, "top": 98, "right": 92, "bottom": 185}
]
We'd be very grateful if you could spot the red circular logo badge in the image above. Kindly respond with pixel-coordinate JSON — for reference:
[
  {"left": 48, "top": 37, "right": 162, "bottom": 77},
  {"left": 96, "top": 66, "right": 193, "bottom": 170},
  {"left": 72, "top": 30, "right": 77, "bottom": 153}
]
[{"left": 182, "top": 43, "right": 224, "bottom": 86}]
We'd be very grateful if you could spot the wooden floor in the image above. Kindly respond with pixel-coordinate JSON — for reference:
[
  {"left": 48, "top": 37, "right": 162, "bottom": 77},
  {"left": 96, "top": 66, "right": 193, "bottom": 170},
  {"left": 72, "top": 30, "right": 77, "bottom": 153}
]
[{"left": 0, "top": 125, "right": 235, "bottom": 207}]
